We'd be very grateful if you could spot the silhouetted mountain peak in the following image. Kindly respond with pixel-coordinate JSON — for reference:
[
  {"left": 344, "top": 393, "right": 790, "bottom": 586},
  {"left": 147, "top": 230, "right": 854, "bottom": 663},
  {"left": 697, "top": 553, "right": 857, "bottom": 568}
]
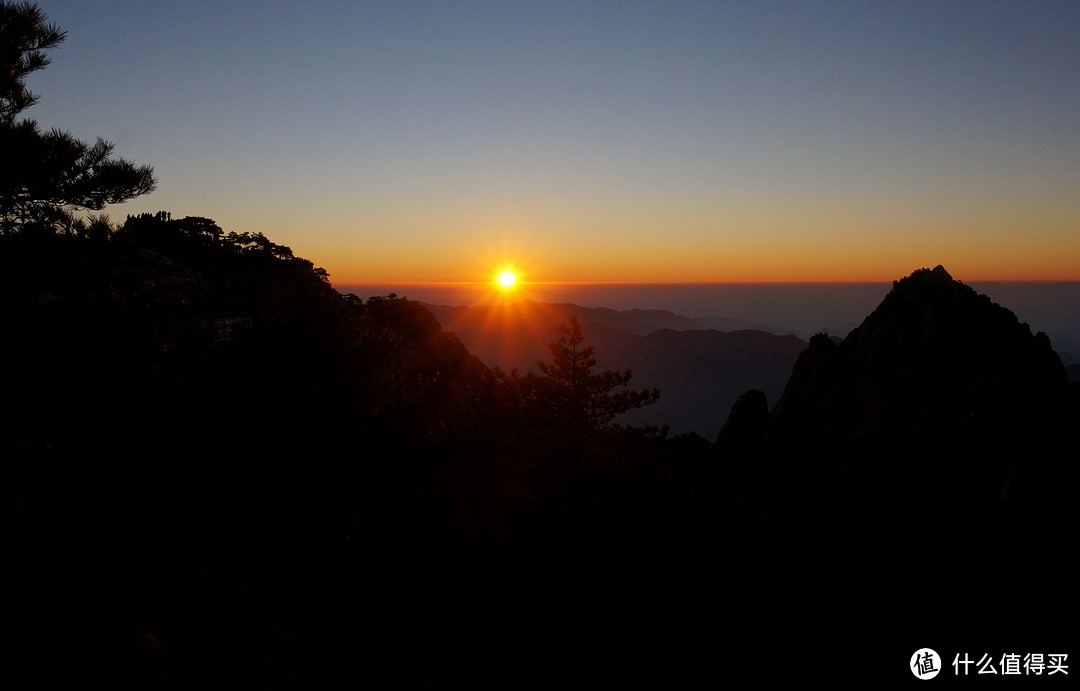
[
  {"left": 930, "top": 263, "right": 952, "bottom": 281},
  {"left": 891, "top": 263, "right": 951, "bottom": 284},
  {"left": 744, "top": 266, "right": 1078, "bottom": 543},
  {"left": 716, "top": 388, "right": 769, "bottom": 452},
  {"left": 769, "top": 266, "right": 1068, "bottom": 463}
]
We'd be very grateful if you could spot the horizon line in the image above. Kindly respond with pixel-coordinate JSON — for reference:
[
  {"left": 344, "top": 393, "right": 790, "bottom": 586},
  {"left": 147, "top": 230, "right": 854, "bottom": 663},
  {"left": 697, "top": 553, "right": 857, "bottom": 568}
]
[{"left": 334, "top": 278, "right": 1080, "bottom": 287}]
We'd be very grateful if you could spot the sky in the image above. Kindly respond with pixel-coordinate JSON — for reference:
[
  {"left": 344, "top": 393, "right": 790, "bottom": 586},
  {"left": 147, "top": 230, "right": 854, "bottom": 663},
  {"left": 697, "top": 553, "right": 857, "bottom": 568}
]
[{"left": 24, "top": 1, "right": 1080, "bottom": 284}]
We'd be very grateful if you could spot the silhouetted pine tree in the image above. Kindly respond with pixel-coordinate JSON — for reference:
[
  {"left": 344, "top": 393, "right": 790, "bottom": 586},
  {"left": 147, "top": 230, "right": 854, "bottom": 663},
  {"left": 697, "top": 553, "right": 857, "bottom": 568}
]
[{"left": 0, "top": 1, "right": 156, "bottom": 235}]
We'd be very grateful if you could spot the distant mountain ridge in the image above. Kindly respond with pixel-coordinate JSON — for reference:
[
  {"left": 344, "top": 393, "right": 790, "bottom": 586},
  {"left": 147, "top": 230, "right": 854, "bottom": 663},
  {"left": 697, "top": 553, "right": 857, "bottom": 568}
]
[
  {"left": 586, "top": 324, "right": 806, "bottom": 439},
  {"left": 422, "top": 300, "right": 805, "bottom": 438}
]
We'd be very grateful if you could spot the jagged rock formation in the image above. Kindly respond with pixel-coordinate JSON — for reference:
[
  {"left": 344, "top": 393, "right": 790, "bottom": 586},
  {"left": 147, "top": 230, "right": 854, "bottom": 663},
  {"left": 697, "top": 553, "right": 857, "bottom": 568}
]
[
  {"left": 715, "top": 388, "right": 769, "bottom": 454},
  {"left": 754, "top": 265, "right": 1074, "bottom": 537},
  {"left": 704, "top": 267, "right": 1079, "bottom": 650},
  {"left": 772, "top": 265, "right": 1066, "bottom": 448}
]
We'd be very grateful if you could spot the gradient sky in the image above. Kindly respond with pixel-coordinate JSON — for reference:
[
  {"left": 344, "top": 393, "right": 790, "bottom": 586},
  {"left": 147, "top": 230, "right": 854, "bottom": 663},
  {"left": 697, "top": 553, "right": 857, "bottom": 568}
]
[{"left": 25, "top": 1, "right": 1080, "bottom": 283}]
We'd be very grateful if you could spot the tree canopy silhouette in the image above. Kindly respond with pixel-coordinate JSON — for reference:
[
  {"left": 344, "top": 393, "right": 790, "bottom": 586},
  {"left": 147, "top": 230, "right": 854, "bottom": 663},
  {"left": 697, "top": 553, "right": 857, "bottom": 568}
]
[
  {"left": 534, "top": 316, "right": 660, "bottom": 434},
  {"left": 0, "top": 1, "right": 156, "bottom": 235}
]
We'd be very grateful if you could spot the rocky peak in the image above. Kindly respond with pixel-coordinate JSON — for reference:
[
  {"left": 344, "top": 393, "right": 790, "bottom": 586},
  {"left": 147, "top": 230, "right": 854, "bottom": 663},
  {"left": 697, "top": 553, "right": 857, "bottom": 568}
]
[
  {"left": 768, "top": 265, "right": 1068, "bottom": 467},
  {"left": 748, "top": 266, "right": 1076, "bottom": 542}
]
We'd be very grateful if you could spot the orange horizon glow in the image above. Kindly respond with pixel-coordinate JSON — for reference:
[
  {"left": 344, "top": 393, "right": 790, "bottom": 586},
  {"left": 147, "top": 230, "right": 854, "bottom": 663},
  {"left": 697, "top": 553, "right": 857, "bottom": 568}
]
[
  {"left": 331, "top": 276, "right": 1080, "bottom": 290},
  {"left": 318, "top": 253, "right": 1080, "bottom": 285},
  {"left": 274, "top": 201, "right": 1080, "bottom": 286},
  {"left": 295, "top": 222, "right": 1080, "bottom": 286}
]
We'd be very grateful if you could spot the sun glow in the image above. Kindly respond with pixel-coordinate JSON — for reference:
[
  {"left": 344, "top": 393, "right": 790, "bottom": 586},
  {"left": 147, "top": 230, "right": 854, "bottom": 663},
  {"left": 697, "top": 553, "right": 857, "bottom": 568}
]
[{"left": 498, "top": 270, "right": 517, "bottom": 288}]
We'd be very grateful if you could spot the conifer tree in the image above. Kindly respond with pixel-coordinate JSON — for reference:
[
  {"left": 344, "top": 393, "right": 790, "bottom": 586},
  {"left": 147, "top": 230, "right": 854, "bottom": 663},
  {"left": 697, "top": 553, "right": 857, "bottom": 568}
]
[
  {"left": 536, "top": 316, "right": 660, "bottom": 434},
  {"left": 0, "top": 1, "right": 156, "bottom": 235}
]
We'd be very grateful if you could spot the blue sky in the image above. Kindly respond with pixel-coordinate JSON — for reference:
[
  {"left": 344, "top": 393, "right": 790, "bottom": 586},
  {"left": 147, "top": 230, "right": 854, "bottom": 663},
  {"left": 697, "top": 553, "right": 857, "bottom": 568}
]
[{"left": 24, "top": 1, "right": 1080, "bottom": 282}]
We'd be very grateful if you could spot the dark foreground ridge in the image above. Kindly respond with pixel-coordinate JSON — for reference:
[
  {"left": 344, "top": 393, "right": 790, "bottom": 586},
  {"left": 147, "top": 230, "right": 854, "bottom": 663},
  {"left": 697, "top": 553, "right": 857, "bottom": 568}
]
[{"left": 4, "top": 230, "right": 1077, "bottom": 688}]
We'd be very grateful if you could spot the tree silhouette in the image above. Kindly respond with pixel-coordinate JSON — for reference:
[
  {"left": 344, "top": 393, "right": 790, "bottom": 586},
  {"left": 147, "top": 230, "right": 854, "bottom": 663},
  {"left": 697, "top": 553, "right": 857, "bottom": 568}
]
[
  {"left": 535, "top": 316, "right": 660, "bottom": 435},
  {"left": 0, "top": 1, "right": 156, "bottom": 235}
]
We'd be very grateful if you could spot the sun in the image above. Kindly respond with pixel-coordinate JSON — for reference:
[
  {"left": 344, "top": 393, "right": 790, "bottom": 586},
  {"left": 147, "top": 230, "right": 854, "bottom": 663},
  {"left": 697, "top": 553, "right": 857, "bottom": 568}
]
[{"left": 483, "top": 263, "right": 529, "bottom": 302}]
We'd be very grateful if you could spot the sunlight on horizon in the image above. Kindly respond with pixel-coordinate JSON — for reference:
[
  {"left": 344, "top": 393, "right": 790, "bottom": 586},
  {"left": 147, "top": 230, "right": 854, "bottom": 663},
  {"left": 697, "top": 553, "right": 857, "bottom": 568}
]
[{"left": 489, "top": 263, "right": 527, "bottom": 296}]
